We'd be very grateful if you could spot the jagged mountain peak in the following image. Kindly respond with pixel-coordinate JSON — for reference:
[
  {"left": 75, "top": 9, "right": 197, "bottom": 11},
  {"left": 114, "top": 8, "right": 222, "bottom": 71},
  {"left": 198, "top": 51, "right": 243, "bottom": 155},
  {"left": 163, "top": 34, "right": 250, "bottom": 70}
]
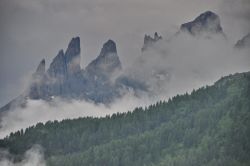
[
  {"left": 47, "top": 37, "right": 81, "bottom": 77},
  {"left": 144, "top": 32, "right": 162, "bottom": 43},
  {"left": 142, "top": 32, "right": 162, "bottom": 51},
  {"left": 66, "top": 37, "right": 80, "bottom": 55},
  {"left": 180, "top": 11, "right": 223, "bottom": 35},
  {"left": 47, "top": 49, "right": 66, "bottom": 78},
  {"left": 35, "top": 59, "right": 46, "bottom": 75},
  {"left": 86, "top": 39, "right": 121, "bottom": 77},
  {"left": 99, "top": 39, "right": 117, "bottom": 57},
  {"left": 58, "top": 49, "right": 64, "bottom": 56},
  {"left": 0, "top": 36, "right": 134, "bottom": 109},
  {"left": 154, "top": 32, "right": 162, "bottom": 40},
  {"left": 194, "top": 11, "right": 218, "bottom": 22},
  {"left": 65, "top": 37, "right": 81, "bottom": 74}
]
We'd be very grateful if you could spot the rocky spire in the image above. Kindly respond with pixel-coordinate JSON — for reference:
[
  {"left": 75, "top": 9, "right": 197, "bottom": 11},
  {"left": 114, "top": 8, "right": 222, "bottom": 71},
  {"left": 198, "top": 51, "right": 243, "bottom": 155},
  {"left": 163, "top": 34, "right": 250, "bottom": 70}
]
[
  {"left": 47, "top": 37, "right": 81, "bottom": 77},
  {"left": 65, "top": 37, "right": 81, "bottom": 74},
  {"left": 86, "top": 39, "right": 121, "bottom": 76},
  {"left": 48, "top": 49, "right": 67, "bottom": 78},
  {"left": 30, "top": 59, "right": 47, "bottom": 99},
  {"left": 180, "top": 11, "right": 223, "bottom": 36},
  {"left": 99, "top": 39, "right": 117, "bottom": 56},
  {"left": 142, "top": 32, "right": 162, "bottom": 51},
  {"left": 35, "top": 59, "right": 45, "bottom": 75},
  {"left": 154, "top": 32, "right": 162, "bottom": 41}
]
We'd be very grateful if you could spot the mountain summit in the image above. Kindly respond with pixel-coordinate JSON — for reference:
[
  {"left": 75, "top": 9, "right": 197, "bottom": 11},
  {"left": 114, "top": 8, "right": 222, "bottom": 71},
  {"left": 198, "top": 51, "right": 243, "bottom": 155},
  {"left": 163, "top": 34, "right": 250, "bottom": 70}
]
[
  {"left": 142, "top": 32, "right": 162, "bottom": 51},
  {"left": 86, "top": 39, "right": 122, "bottom": 77},
  {"left": 180, "top": 11, "right": 223, "bottom": 36},
  {"left": 48, "top": 50, "right": 66, "bottom": 78},
  {"left": 65, "top": 37, "right": 81, "bottom": 74},
  {"left": 0, "top": 37, "right": 130, "bottom": 112},
  {"left": 99, "top": 39, "right": 117, "bottom": 56},
  {"left": 35, "top": 59, "right": 46, "bottom": 75},
  {"left": 47, "top": 37, "right": 81, "bottom": 77}
]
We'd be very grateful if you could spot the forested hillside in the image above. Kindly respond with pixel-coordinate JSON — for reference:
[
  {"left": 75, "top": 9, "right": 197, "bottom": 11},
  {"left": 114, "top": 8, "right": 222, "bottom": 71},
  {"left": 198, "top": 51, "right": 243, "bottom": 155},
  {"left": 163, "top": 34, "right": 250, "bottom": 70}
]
[{"left": 1, "top": 72, "right": 250, "bottom": 166}]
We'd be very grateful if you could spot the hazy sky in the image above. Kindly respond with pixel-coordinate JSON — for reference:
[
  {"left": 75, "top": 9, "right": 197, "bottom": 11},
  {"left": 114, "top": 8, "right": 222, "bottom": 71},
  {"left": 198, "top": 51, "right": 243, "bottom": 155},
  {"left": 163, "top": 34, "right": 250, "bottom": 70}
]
[{"left": 0, "top": 0, "right": 249, "bottom": 107}]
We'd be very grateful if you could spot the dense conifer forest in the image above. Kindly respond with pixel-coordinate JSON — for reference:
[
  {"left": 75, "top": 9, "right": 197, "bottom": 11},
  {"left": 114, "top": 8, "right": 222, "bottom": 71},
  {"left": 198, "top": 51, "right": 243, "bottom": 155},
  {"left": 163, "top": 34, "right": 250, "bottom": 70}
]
[{"left": 1, "top": 72, "right": 250, "bottom": 166}]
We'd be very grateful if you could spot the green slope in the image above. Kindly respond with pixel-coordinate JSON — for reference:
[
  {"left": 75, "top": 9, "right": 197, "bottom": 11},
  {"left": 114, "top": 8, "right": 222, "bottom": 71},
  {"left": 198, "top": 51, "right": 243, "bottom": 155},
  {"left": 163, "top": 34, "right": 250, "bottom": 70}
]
[{"left": 1, "top": 72, "right": 250, "bottom": 166}]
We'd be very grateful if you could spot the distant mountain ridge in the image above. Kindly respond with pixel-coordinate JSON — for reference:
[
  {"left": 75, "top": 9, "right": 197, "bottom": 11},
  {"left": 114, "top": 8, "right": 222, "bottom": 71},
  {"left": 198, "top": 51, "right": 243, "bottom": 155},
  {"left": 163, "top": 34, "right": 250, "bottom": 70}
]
[{"left": 0, "top": 10, "right": 247, "bottom": 113}]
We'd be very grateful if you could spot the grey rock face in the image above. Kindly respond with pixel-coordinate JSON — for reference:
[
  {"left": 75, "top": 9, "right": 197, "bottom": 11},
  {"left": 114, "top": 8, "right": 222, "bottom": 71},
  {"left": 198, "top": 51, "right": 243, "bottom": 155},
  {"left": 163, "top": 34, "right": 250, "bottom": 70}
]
[
  {"left": 180, "top": 11, "right": 223, "bottom": 36},
  {"left": 29, "top": 59, "right": 49, "bottom": 100},
  {"left": 25, "top": 37, "right": 82, "bottom": 101},
  {"left": 142, "top": 32, "right": 162, "bottom": 51},
  {"left": 235, "top": 33, "right": 250, "bottom": 49},
  {"left": 24, "top": 38, "right": 125, "bottom": 104},
  {"left": 47, "top": 37, "right": 81, "bottom": 78},
  {"left": 86, "top": 40, "right": 122, "bottom": 77},
  {"left": 35, "top": 59, "right": 46, "bottom": 75},
  {"left": 65, "top": 37, "right": 81, "bottom": 74},
  {"left": 84, "top": 40, "right": 123, "bottom": 103},
  {"left": 99, "top": 39, "right": 117, "bottom": 56},
  {"left": 45, "top": 37, "right": 82, "bottom": 98},
  {"left": 48, "top": 50, "right": 66, "bottom": 79}
]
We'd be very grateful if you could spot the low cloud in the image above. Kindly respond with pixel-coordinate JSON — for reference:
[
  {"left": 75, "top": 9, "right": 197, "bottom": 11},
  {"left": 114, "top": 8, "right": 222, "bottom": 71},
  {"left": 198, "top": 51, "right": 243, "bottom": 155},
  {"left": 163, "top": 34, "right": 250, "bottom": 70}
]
[
  {"left": 0, "top": 91, "right": 155, "bottom": 139},
  {"left": 0, "top": 145, "right": 45, "bottom": 166},
  {"left": 123, "top": 33, "right": 250, "bottom": 97}
]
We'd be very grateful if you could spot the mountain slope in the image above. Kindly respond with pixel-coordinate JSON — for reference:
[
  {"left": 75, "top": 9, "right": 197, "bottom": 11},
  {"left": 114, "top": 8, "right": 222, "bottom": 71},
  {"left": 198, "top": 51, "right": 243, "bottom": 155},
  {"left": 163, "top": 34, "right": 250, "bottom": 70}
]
[
  {"left": 235, "top": 33, "right": 250, "bottom": 49},
  {"left": 1, "top": 71, "right": 250, "bottom": 166}
]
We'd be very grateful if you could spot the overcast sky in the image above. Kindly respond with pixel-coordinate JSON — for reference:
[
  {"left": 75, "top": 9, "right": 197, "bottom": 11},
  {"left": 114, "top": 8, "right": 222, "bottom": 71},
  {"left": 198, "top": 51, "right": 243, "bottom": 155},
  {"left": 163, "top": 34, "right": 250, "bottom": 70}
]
[{"left": 0, "top": 0, "right": 249, "bottom": 107}]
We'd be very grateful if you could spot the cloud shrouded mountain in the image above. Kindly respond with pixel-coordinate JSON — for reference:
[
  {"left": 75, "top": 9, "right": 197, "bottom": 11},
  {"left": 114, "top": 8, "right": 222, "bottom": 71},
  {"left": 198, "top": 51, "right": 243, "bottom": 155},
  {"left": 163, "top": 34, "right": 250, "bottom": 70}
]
[
  {"left": 1, "top": 10, "right": 250, "bottom": 114},
  {"left": 1, "top": 0, "right": 250, "bottom": 108},
  {"left": 0, "top": 10, "right": 249, "bottom": 140},
  {"left": 142, "top": 32, "right": 163, "bottom": 52},
  {"left": 180, "top": 11, "right": 224, "bottom": 36},
  {"left": 0, "top": 38, "right": 126, "bottom": 113}
]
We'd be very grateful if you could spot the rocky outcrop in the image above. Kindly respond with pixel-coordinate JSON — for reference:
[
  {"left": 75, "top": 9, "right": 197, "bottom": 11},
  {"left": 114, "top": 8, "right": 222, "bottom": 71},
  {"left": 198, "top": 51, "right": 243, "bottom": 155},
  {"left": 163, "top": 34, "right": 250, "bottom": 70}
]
[
  {"left": 29, "top": 59, "right": 49, "bottom": 100},
  {"left": 235, "top": 33, "right": 250, "bottom": 49},
  {"left": 48, "top": 50, "right": 66, "bottom": 79},
  {"left": 86, "top": 40, "right": 122, "bottom": 77},
  {"left": 18, "top": 38, "right": 125, "bottom": 104},
  {"left": 180, "top": 11, "right": 223, "bottom": 36},
  {"left": 48, "top": 37, "right": 81, "bottom": 77},
  {"left": 83, "top": 40, "right": 123, "bottom": 103},
  {"left": 65, "top": 37, "right": 81, "bottom": 74},
  {"left": 35, "top": 59, "right": 46, "bottom": 75},
  {"left": 142, "top": 32, "right": 162, "bottom": 51}
]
